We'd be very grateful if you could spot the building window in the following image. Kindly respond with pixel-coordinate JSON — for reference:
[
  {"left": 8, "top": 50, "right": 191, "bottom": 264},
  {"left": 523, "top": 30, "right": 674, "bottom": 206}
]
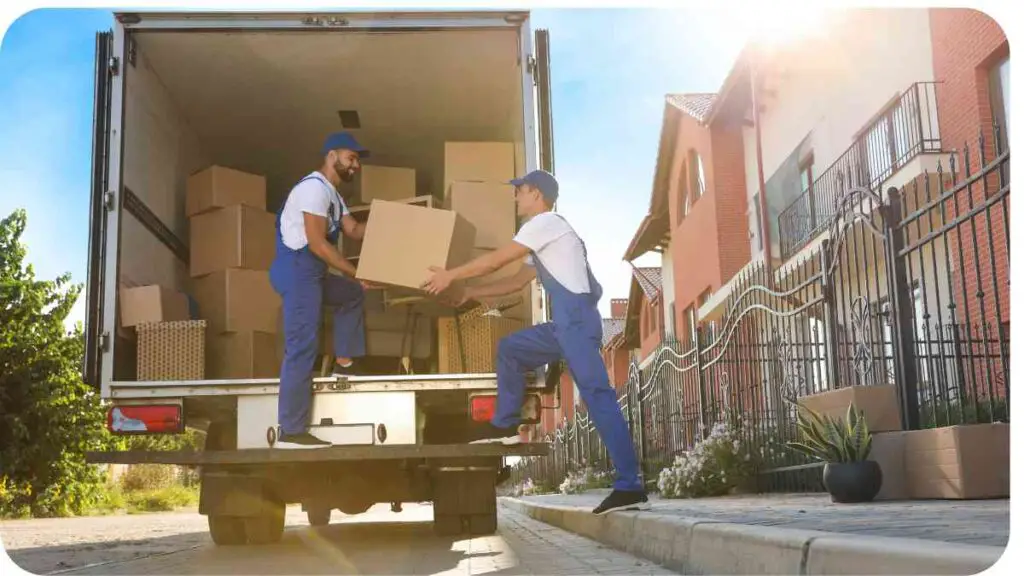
[
  {"left": 677, "top": 160, "right": 689, "bottom": 224},
  {"left": 989, "top": 55, "right": 1010, "bottom": 149},
  {"left": 688, "top": 150, "right": 706, "bottom": 203},
  {"left": 751, "top": 194, "right": 763, "bottom": 253},
  {"left": 667, "top": 302, "right": 677, "bottom": 340}
]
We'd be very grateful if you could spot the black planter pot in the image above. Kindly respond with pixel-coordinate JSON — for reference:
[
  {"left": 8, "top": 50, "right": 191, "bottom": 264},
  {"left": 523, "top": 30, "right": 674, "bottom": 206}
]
[{"left": 822, "top": 460, "right": 883, "bottom": 503}]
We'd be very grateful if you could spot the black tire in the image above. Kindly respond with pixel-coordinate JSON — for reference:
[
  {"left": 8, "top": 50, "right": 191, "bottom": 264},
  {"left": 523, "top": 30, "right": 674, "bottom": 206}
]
[
  {"left": 245, "top": 500, "right": 285, "bottom": 545},
  {"left": 307, "top": 507, "right": 331, "bottom": 527},
  {"left": 208, "top": 515, "right": 247, "bottom": 546}
]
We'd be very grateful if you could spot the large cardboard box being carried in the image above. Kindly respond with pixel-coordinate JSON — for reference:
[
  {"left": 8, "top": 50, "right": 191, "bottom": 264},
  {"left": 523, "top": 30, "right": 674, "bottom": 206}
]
[
  {"left": 119, "top": 284, "right": 191, "bottom": 328},
  {"left": 358, "top": 165, "right": 417, "bottom": 204},
  {"left": 190, "top": 205, "right": 276, "bottom": 278},
  {"left": 186, "top": 165, "right": 266, "bottom": 217},
  {"left": 194, "top": 269, "right": 280, "bottom": 334},
  {"left": 208, "top": 332, "right": 279, "bottom": 379},
  {"left": 445, "top": 182, "right": 516, "bottom": 249},
  {"left": 444, "top": 142, "right": 516, "bottom": 193},
  {"left": 904, "top": 423, "right": 1009, "bottom": 499},
  {"left": 335, "top": 196, "right": 435, "bottom": 266},
  {"left": 356, "top": 200, "right": 476, "bottom": 295},
  {"left": 797, "top": 384, "right": 901, "bottom": 433}
]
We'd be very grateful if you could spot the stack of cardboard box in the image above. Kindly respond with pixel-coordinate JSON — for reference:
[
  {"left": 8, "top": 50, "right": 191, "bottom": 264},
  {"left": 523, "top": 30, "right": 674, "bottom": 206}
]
[
  {"left": 186, "top": 165, "right": 281, "bottom": 379},
  {"left": 120, "top": 284, "right": 204, "bottom": 381},
  {"left": 436, "top": 142, "right": 528, "bottom": 373}
]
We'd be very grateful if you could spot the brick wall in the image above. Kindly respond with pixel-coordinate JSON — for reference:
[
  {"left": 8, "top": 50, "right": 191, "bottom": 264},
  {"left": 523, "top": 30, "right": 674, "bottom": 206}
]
[
  {"left": 668, "top": 112, "right": 751, "bottom": 334},
  {"left": 929, "top": 7, "right": 1009, "bottom": 398}
]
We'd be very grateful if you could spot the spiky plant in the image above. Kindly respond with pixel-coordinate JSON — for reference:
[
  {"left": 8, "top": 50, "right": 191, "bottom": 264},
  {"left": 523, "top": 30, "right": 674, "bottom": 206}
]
[{"left": 787, "top": 402, "right": 873, "bottom": 463}]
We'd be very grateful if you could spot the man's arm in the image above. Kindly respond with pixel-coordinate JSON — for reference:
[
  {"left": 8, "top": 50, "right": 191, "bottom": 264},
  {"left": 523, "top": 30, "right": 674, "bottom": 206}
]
[
  {"left": 304, "top": 212, "right": 358, "bottom": 277},
  {"left": 341, "top": 213, "right": 365, "bottom": 240},
  {"left": 466, "top": 266, "right": 536, "bottom": 301},
  {"left": 450, "top": 242, "right": 530, "bottom": 282}
]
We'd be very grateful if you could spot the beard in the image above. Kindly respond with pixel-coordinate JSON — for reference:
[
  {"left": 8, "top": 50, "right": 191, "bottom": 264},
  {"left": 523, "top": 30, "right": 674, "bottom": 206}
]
[{"left": 335, "top": 161, "right": 356, "bottom": 183}]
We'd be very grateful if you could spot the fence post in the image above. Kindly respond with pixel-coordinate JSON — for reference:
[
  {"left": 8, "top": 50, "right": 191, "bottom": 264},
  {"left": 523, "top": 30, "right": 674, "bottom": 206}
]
[
  {"left": 884, "top": 186, "right": 921, "bottom": 430},
  {"left": 635, "top": 361, "right": 648, "bottom": 485},
  {"left": 819, "top": 238, "right": 843, "bottom": 391},
  {"left": 693, "top": 326, "right": 709, "bottom": 437}
]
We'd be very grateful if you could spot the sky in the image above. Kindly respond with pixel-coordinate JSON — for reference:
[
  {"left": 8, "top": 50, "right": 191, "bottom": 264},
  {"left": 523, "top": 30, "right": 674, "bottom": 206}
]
[{"left": 0, "top": 6, "right": 745, "bottom": 330}]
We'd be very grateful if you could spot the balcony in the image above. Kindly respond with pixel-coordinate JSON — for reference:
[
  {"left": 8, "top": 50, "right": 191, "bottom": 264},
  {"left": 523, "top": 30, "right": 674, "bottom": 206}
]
[{"left": 778, "top": 82, "right": 942, "bottom": 260}]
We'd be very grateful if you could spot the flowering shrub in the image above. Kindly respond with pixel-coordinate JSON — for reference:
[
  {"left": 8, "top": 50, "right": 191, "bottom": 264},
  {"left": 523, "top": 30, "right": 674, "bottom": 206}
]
[
  {"left": 559, "top": 465, "right": 613, "bottom": 495},
  {"left": 657, "top": 419, "right": 760, "bottom": 498}
]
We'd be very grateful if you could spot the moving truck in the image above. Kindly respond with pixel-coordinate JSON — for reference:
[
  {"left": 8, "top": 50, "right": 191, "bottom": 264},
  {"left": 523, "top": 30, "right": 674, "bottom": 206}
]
[{"left": 84, "top": 10, "right": 557, "bottom": 545}]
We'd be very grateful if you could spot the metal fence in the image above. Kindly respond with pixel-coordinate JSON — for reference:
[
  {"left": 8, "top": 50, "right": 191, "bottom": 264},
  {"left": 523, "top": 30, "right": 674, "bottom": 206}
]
[{"left": 513, "top": 131, "right": 1009, "bottom": 494}]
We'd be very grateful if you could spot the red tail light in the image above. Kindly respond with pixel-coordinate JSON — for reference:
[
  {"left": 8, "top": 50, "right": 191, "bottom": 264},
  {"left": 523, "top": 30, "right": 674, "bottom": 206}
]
[
  {"left": 469, "top": 393, "right": 542, "bottom": 424},
  {"left": 470, "top": 395, "right": 497, "bottom": 422},
  {"left": 107, "top": 405, "right": 182, "bottom": 434}
]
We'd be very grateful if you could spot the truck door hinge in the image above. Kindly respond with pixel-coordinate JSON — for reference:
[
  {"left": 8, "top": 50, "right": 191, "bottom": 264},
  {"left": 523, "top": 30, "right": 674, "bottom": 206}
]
[
  {"left": 103, "top": 191, "right": 116, "bottom": 211},
  {"left": 99, "top": 331, "right": 111, "bottom": 353},
  {"left": 108, "top": 56, "right": 120, "bottom": 77},
  {"left": 526, "top": 55, "right": 537, "bottom": 75},
  {"left": 127, "top": 37, "right": 137, "bottom": 67}
]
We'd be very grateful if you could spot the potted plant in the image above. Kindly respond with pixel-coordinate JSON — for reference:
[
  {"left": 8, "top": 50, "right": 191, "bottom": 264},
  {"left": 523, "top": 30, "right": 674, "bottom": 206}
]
[{"left": 787, "top": 402, "right": 883, "bottom": 503}]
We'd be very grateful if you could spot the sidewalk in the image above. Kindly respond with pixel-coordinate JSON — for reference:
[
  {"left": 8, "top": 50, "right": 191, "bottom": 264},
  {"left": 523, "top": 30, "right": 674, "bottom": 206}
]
[{"left": 500, "top": 492, "right": 1008, "bottom": 575}]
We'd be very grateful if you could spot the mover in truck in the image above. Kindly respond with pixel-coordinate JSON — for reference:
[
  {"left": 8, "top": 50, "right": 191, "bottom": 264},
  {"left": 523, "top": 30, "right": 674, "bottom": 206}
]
[{"left": 85, "top": 10, "right": 557, "bottom": 545}]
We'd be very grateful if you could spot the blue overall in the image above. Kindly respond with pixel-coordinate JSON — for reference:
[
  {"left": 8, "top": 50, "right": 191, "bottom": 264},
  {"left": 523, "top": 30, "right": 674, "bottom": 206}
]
[
  {"left": 492, "top": 216, "right": 642, "bottom": 492},
  {"left": 269, "top": 174, "right": 366, "bottom": 436}
]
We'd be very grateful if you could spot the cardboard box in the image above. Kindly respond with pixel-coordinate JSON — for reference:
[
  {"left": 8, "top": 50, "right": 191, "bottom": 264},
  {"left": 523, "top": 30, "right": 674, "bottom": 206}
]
[
  {"left": 444, "top": 142, "right": 516, "bottom": 193},
  {"left": 208, "top": 332, "right": 279, "bottom": 379},
  {"left": 904, "top": 423, "right": 1009, "bottom": 499},
  {"left": 194, "top": 269, "right": 280, "bottom": 334},
  {"left": 797, "top": 385, "right": 901, "bottom": 433},
  {"left": 445, "top": 182, "right": 516, "bottom": 249},
  {"left": 356, "top": 200, "right": 476, "bottom": 291},
  {"left": 438, "top": 307, "right": 525, "bottom": 373},
  {"left": 119, "top": 285, "right": 191, "bottom": 328},
  {"left": 334, "top": 196, "right": 435, "bottom": 269},
  {"left": 358, "top": 165, "right": 416, "bottom": 204},
  {"left": 321, "top": 313, "right": 433, "bottom": 360},
  {"left": 186, "top": 165, "right": 266, "bottom": 217},
  {"left": 189, "top": 205, "right": 276, "bottom": 278},
  {"left": 137, "top": 320, "right": 205, "bottom": 381},
  {"left": 867, "top": 431, "right": 910, "bottom": 501}
]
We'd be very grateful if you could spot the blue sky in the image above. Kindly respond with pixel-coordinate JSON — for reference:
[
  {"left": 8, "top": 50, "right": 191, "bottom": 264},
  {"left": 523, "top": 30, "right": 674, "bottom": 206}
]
[{"left": 0, "top": 8, "right": 744, "bottom": 328}]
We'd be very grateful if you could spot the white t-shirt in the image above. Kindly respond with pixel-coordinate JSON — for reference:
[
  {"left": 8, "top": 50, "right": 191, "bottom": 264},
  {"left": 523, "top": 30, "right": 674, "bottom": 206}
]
[
  {"left": 513, "top": 212, "right": 592, "bottom": 294},
  {"left": 279, "top": 172, "right": 349, "bottom": 250}
]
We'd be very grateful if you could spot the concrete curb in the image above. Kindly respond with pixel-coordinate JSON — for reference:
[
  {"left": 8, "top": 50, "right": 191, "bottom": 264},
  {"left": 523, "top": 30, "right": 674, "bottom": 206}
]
[{"left": 500, "top": 498, "right": 1006, "bottom": 575}]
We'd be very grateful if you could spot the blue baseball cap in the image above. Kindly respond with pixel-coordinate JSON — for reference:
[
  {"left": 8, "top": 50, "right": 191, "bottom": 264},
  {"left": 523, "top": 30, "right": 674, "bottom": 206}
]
[
  {"left": 321, "top": 132, "right": 369, "bottom": 158},
  {"left": 510, "top": 170, "right": 559, "bottom": 203}
]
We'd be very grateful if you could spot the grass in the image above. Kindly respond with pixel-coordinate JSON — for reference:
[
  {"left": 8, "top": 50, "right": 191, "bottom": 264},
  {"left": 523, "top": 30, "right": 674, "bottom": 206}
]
[{"left": 93, "top": 483, "right": 199, "bottom": 515}]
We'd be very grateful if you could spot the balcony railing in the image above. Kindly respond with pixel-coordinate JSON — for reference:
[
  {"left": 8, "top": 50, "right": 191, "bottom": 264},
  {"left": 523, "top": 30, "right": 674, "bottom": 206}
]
[{"left": 778, "top": 82, "right": 942, "bottom": 260}]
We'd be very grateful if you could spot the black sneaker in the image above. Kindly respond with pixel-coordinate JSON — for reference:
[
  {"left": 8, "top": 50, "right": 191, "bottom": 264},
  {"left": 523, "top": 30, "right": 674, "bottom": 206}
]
[
  {"left": 332, "top": 360, "right": 360, "bottom": 378},
  {"left": 592, "top": 490, "right": 651, "bottom": 515},
  {"left": 468, "top": 422, "right": 522, "bottom": 446},
  {"left": 276, "top": 432, "right": 331, "bottom": 449}
]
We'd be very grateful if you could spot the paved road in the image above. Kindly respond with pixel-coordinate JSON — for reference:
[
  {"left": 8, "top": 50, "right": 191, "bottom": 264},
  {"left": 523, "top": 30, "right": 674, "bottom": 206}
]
[{"left": 2, "top": 503, "right": 676, "bottom": 575}]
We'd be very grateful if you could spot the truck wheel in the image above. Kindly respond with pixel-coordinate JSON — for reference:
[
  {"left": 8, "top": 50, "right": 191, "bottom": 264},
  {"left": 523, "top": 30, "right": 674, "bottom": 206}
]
[
  {"left": 208, "top": 515, "right": 247, "bottom": 546},
  {"left": 307, "top": 507, "right": 331, "bottom": 527},
  {"left": 244, "top": 498, "right": 286, "bottom": 545},
  {"left": 432, "top": 469, "right": 498, "bottom": 537}
]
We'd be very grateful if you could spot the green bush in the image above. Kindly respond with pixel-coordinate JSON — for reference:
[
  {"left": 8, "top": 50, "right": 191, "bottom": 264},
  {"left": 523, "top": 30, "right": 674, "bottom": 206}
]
[
  {"left": 0, "top": 209, "right": 120, "bottom": 518},
  {"left": 119, "top": 464, "right": 178, "bottom": 493}
]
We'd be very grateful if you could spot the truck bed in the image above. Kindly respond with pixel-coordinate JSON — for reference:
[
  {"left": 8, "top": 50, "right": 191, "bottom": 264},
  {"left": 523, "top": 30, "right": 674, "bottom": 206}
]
[{"left": 86, "top": 442, "right": 549, "bottom": 465}]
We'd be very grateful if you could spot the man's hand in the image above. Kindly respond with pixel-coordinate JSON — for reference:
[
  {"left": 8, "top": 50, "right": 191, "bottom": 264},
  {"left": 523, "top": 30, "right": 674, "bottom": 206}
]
[
  {"left": 422, "top": 266, "right": 456, "bottom": 296},
  {"left": 359, "top": 280, "right": 376, "bottom": 290}
]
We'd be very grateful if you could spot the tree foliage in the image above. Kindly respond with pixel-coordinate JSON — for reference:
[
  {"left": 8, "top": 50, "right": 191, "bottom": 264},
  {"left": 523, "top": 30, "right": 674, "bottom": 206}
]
[{"left": 0, "top": 209, "right": 113, "bottom": 517}]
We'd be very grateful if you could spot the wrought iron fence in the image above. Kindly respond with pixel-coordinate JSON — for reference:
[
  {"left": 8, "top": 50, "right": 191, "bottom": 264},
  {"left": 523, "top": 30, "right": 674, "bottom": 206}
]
[
  {"left": 512, "top": 131, "right": 1008, "bottom": 495},
  {"left": 779, "top": 82, "right": 942, "bottom": 260}
]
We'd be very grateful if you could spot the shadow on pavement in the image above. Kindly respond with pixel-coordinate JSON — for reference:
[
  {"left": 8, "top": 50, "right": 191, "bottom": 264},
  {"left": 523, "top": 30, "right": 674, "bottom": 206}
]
[{"left": 7, "top": 521, "right": 501, "bottom": 575}]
